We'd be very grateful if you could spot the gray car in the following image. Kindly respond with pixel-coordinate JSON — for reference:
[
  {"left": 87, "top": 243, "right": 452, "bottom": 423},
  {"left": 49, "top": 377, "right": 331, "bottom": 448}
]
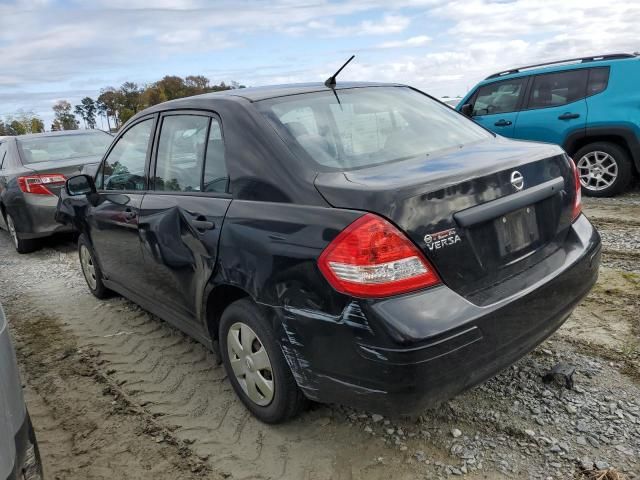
[
  {"left": 0, "top": 130, "right": 111, "bottom": 253},
  {"left": 0, "top": 304, "right": 43, "bottom": 479}
]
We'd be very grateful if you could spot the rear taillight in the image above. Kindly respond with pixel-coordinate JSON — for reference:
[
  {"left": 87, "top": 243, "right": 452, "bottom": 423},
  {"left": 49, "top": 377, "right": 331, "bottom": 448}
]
[
  {"left": 318, "top": 213, "right": 441, "bottom": 298},
  {"left": 17, "top": 174, "right": 66, "bottom": 195},
  {"left": 569, "top": 159, "right": 582, "bottom": 221}
]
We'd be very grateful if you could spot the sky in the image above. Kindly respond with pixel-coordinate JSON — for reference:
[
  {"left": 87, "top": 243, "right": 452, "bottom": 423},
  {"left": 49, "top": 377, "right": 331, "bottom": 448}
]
[{"left": 1, "top": 0, "right": 639, "bottom": 128}]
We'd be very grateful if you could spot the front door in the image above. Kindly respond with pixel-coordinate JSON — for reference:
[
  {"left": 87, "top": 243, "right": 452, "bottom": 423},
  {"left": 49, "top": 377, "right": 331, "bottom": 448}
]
[
  {"left": 88, "top": 116, "right": 155, "bottom": 289},
  {"left": 469, "top": 77, "right": 527, "bottom": 138},
  {"left": 139, "top": 112, "right": 231, "bottom": 331},
  {"left": 513, "top": 69, "right": 589, "bottom": 145}
]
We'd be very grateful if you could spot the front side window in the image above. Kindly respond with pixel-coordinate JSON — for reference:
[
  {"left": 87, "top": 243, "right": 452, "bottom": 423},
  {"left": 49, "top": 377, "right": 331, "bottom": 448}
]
[
  {"left": 472, "top": 79, "right": 526, "bottom": 116},
  {"left": 259, "top": 87, "right": 490, "bottom": 170},
  {"left": 154, "top": 115, "right": 209, "bottom": 192},
  {"left": 527, "top": 70, "right": 588, "bottom": 109},
  {"left": 98, "top": 118, "right": 153, "bottom": 191}
]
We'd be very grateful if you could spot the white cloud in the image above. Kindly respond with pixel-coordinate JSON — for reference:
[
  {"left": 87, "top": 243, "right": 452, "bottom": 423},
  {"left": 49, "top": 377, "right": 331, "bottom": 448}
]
[{"left": 376, "top": 35, "right": 431, "bottom": 48}]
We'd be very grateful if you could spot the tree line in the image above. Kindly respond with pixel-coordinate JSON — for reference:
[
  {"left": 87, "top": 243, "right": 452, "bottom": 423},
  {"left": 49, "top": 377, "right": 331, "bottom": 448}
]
[{"left": 0, "top": 75, "right": 243, "bottom": 136}]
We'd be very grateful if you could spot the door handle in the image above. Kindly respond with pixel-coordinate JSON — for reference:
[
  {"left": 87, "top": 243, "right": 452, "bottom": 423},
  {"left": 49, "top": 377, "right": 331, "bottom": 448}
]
[
  {"left": 190, "top": 215, "right": 215, "bottom": 232},
  {"left": 124, "top": 208, "right": 137, "bottom": 220},
  {"left": 558, "top": 112, "right": 580, "bottom": 120},
  {"left": 494, "top": 119, "right": 512, "bottom": 127}
]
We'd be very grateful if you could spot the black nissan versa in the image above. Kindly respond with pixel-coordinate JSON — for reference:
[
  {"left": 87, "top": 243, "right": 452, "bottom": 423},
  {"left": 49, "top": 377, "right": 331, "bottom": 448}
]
[{"left": 56, "top": 82, "right": 601, "bottom": 423}]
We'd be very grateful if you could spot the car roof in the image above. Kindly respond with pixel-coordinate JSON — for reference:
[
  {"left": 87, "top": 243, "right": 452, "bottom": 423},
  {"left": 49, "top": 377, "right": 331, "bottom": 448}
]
[
  {"left": 15, "top": 130, "right": 111, "bottom": 141},
  {"left": 145, "top": 81, "right": 405, "bottom": 112},
  {"left": 478, "top": 53, "right": 640, "bottom": 86}
]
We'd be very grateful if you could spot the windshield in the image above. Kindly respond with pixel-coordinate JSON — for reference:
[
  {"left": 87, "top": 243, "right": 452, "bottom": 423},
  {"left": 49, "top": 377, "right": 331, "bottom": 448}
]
[
  {"left": 258, "top": 87, "right": 491, "bottom": 171},
  {"left": 18, "top": 131, "right": 112, "bottom": 164}
]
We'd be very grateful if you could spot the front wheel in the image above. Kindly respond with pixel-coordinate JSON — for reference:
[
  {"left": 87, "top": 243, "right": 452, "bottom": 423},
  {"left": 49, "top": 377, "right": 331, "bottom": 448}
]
[
  {"left": 574, "top": 142, "right": 633, "bottom": 197},
  {"left": 78, "top": 235, "right": 111, "bottom": 299},
  {"left": 219, "top": 298, "right": 307, "bottom": 423}
]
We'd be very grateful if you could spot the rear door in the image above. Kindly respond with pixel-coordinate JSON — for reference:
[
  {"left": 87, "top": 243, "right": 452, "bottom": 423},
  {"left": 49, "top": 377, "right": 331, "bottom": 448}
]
[
  {"left": 513, "top": 69, "right": 588, "bottom": 145},
  {"left": 139, "top": 111, "right": 231, "bottom": 330},
  {"left": 89, "top": 116, "right": 155, "bottom": 289},
  {"left": 469, "top": 77, "right": 527, "bottom": 137},
  {"left": 0, "top": 141, "right": 9, "bottom": 230}
]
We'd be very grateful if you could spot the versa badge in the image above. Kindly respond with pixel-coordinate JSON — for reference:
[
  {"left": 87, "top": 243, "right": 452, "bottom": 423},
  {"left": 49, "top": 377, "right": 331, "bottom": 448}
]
[{"left": 424, "top": 228, "right": 461, "bottom": 251}]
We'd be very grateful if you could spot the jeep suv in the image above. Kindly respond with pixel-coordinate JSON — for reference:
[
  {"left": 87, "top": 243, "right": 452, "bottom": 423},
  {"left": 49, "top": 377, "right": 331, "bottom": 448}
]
[{"left": 458, "top": 53, "right": 640, "bottom": 197}]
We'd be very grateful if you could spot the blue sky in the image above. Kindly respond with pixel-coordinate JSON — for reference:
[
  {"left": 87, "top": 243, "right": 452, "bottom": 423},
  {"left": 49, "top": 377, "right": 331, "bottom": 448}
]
[{"left": 1, "top": 0, "right": 639, "bottom": 128}]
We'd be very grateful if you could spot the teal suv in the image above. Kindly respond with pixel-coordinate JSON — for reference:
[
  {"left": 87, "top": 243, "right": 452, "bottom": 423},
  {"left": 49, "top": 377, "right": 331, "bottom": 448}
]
[{"left": 458, "top": 53, "right": 640, "bottom": 196}]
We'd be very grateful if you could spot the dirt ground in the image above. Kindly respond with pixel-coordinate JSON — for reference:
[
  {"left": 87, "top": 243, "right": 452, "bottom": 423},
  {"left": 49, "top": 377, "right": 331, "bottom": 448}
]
[{"left": 1, "top": 192, "right": 639, "bottom": 480}]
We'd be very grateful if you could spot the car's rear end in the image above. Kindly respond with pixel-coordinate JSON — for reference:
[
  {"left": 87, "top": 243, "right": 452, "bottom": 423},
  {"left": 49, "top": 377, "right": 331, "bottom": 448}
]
[
  {"left": 8, "top": 131, "right": 110, "bottom": 245},
  {"left": 257, "top": 86, "right": 600, "bottom": 412},
  {"left": 0, "top": 305, "right": 43, "bottom": 480}
]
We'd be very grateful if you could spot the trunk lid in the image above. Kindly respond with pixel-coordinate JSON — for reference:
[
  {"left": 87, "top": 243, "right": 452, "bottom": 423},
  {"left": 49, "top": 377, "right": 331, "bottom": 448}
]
[{"left": 314, "top": 137, "right": 577, "bottom": 304}]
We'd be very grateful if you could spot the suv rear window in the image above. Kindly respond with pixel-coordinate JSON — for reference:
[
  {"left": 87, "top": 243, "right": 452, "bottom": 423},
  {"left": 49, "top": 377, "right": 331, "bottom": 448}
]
[{"left": 258, "top": 87, "right": 491, "bottom": 170}]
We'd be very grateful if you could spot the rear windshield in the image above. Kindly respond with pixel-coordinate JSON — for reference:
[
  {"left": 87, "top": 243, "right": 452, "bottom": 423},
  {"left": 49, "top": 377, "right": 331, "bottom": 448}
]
[
  {"left": 258, "top": 87, "right": 491, "bottom": 170},
  {"left": 17, "top": 131, "right": 112, "bottom": 164}
]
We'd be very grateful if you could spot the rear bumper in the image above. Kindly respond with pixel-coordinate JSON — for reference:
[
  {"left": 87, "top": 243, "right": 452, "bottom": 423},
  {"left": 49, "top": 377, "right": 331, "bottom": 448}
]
[
  {"left": 7, "top": 194, "right": 73, "bottom": 239},
  {"left": 275, "top": 214, "right": 601, "bottom": 414}
]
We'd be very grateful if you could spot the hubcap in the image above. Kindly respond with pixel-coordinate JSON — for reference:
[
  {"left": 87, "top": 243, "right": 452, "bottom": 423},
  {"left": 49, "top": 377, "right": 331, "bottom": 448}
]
[
  {"left": 577, "top": 151, "right": 618, "bottom": 191},
  {"left": 80, "top": 245, "right": 98, "bottom": 290},
  {"left": 227, "top": 322, "right": 274, "bottom": 406},
  {"left": 6, "top": 215, "right": 18, "bottom": 249}
]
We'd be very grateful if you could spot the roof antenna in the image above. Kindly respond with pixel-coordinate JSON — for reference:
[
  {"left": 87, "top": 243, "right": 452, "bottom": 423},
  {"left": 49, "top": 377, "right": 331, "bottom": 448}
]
[{"left": 325, "top": 55, "right": 355, "bottom": 88}]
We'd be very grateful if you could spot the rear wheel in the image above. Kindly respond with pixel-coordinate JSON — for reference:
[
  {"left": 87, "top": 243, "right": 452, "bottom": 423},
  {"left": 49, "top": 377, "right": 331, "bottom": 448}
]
[
  {"left": 219, "top": 298, "right": 306, "bottom": 423},
  {"left": 574, "top": 142, "right": 633, "bottom": 197},
  {"left": 6, "top": 214, "right": 37, "bottom": 254},
  {"left": 78, "top": 234, "right": 111, "bottom": 299}
]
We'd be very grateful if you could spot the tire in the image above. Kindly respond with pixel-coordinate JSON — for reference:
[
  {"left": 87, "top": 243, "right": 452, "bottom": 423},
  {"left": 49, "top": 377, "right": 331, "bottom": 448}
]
[
  {"left": 22, "top": 415, "right": 43, "bottom": 480},
  {"left": 78, "top": 234, "right": 111, "bottom": 299},
  {"left": 573, "top": 142, "right": 633, "bottom": 197},
  {"left": 219, "top": 298, "right": 307, "bottom": 423},
  {"left": 5, "top": 214, "right": 37, "bottom": 254}
]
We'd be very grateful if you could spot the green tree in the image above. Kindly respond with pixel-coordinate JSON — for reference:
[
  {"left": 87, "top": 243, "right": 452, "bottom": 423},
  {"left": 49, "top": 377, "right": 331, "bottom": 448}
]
[
  {"left": 74, "top": 104, "right": 86, "bottom": 128},
  {"left": 98, "top": 88, "right": 121, "bottom": 130},
  {"left": 30, "top": 117, "right": 44, "bottom": 133},
  {"left": 81, "top": 97, "right": 97, "bottom": 129},
  {"left": 10, "top": 120, "right": 27, "bottom": 135},
  {"left": 52, "top": 100, "right": 79, "bottom": 130}
]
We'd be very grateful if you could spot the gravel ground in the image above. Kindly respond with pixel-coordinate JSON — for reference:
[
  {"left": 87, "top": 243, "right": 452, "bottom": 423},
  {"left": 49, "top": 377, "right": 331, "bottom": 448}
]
[{"left": 0, "top": 193, "right": 638, "bottom": 480}]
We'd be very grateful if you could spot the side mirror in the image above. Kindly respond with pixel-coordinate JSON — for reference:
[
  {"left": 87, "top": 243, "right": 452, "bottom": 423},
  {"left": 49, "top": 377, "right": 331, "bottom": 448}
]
[
  {"left": 460, "top": 103, "right": 473, "bottom": 117},
  {"left": 66, "top": 174, "right": 96, "bottom": 196}
]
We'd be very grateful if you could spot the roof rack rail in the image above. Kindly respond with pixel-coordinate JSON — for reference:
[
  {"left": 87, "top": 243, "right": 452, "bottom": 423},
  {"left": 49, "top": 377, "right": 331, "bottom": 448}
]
[{"left": 485, "top": 53, "right": 638, "bottom": 80}]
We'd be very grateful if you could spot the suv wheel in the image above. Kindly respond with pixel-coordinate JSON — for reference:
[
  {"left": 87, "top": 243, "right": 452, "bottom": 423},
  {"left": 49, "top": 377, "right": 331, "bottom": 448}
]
[
  {"left": 219, "top": 298, "right": 306, "bottom": 423},
  {"left": 78, "top": 234, "right": 111, "bottom": 299},
  {"left": 574, "top": 142, "right": 633, "bottom": 197},
  {"left": 5, "top": 214, "right": 37, "bottom": 254}
]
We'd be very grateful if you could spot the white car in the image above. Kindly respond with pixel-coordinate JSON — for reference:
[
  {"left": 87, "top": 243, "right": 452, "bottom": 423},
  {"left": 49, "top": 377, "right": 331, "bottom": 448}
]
[{"left": 0, "top": 304, "right": 42, "bottom": 479}]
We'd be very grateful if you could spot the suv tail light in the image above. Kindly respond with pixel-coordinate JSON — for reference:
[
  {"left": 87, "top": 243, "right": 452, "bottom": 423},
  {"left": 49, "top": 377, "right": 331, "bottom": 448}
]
[
  {"left": 318, "top": 213, "right": 441, "bottom": 298},
  {"left": 17, "top": 174, "right": 66, "bottom": 195},
  {"left": 569, "top": 158, "right": 582, "bottom": 221}
]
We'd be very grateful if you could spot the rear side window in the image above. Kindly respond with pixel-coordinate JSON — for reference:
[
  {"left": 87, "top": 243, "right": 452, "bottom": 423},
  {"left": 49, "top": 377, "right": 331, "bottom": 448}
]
[
  {"left": 202, "top": 120, "right": 228, "bottom": 193},
  {"left": 98, "top": 118, "right": 153, "bottom": 191},
  {"left": 472, "top": 79, "right": 526, "bottom": 116},
  {"left": 527, "top": 70, "right": 588, "bottom": 109},
  {"left": 154, "top": 115, "right": 209, "bottom": 192},
  {"left": 587, "top": 68, "right": 609, "bottom": 96}
]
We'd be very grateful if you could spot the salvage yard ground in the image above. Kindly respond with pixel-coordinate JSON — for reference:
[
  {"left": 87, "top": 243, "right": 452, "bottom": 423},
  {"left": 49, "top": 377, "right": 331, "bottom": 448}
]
[{"left": 1, "top": 192, "right": 639, "bottom": 480}]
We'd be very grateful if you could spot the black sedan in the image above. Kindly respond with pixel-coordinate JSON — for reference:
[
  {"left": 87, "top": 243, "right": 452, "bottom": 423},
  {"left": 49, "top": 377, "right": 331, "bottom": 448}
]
[
  {"left": 0, "top": 130, "right": 111, "bottom": 253},
  {"left": 57, "top": 82, "right": 601, "bottom": 423}
]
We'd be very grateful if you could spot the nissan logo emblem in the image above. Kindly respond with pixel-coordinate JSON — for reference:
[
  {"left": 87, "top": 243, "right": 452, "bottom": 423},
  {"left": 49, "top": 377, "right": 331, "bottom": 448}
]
[{"left": 510, "top": 170, "right": 524, "bottom": 191}]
